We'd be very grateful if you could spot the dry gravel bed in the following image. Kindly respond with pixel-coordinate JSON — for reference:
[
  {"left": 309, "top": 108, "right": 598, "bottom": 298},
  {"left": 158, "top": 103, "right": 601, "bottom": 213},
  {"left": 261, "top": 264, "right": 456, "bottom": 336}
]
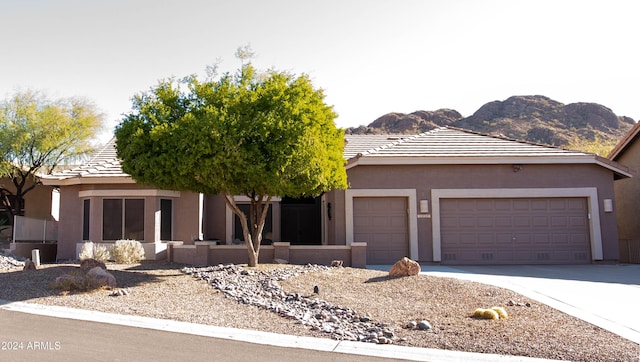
[{"left": 0, "top": 259, "right": 638, "bottom": 362}]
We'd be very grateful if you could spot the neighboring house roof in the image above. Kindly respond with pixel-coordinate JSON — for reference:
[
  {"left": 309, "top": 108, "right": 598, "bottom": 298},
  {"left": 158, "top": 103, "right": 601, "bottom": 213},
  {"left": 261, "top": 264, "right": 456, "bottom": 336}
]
[
  {"left": 40, "top": 138, "right": 132, "bottom": 185},
  {"left": 608, "top": 120, "right": 640, "bottom": 161},
  {"left": 345, "top": 127, "right": 631, "bottom": 178},
  {"left": 343, "top": 134, "right": 411, "bottom": 159}
]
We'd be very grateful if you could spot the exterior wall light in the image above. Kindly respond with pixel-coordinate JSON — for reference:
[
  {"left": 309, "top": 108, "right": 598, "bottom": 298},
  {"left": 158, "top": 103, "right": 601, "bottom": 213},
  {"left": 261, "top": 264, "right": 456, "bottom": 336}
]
[{"left": 419, "top": 199, "right": 429, "bottom": 214}]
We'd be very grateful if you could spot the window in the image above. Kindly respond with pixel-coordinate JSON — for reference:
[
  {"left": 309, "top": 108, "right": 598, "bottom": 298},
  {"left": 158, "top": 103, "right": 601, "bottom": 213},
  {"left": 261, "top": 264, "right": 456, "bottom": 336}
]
[
  {"left": 82, "top": 199, "right": 90, "bottom": 240},
  {"left": 103, "top": 199, "right": 144, "bottom": 240},
  {"left": 160, "top": 199, "right": 172, "bottom": 241}
]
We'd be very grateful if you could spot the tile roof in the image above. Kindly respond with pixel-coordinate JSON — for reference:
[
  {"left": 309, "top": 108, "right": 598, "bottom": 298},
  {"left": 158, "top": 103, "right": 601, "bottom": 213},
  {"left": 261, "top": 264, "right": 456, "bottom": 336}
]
[
  {"left": 42, "top": 127, "right": 631, "bottom": 185},
  {"left": 343, "top": 134, "right": 411, "bottom": 159},
  {"left": 345, "top": 127, "right": 587, "bottom": 159},
  {"left": 42, "top": 138, "right": 131, "bottom": 184},
  {"left": 345, "top": 127, "right": 631, "bottom": 178}
]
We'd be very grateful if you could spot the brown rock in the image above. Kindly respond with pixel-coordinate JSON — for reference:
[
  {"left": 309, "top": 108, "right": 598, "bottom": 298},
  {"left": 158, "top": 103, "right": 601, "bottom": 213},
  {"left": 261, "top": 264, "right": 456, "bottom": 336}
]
[
  {"left": 22, "top": 259, "right": 36, "bottom": 271},
  {"left": 80, "top": 258, "right": 106, "bottom": 271},
  {"left": 388, "top": 257, "right": 421, "bottom": 277},
  {"left": 86, "top": 266, "right": 117, "bottom": 288}
]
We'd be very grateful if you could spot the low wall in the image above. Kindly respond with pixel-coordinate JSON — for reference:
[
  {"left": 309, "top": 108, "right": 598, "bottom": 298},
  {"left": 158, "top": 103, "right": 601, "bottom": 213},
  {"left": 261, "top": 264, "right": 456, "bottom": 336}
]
[
  {"left": 9, "top": 242, "right": 58, "bottom": 263},
  {"left": 168, "top": 242, "right": 367, "bottom": 268}
]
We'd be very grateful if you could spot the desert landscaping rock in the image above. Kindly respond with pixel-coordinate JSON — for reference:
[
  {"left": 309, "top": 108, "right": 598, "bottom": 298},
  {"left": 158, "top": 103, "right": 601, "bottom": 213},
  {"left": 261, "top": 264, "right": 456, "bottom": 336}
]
[
  {"left": 22, "top": 259, "right": 37, "bottom": 271},
  {"left": 182, "top": 263, "right": 401, "bottom": 344},
  {"left": 80, "top": 258, "right": 107, "bottom": 271},
  {"left": 388, "top": 257, "right": 421, "bottom": 277},
  {"left": 0, "top": 254, "right": 25, "bottom": 270},
  {"left": 86, "top": 267, "right": 117, "bottom": 288}
]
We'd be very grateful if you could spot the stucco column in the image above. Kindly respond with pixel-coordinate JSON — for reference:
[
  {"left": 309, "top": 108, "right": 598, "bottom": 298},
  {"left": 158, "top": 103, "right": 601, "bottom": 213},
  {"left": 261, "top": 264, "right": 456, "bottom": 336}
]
[{"left": 350, "top": 242, "right": 367, "bottom": 268}]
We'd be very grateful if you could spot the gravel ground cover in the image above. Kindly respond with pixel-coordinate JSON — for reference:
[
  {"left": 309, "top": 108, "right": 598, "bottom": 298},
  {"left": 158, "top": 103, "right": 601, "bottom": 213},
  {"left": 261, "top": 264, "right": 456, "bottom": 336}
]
[{"left": 0, "top": 256, "right": 638, "bottom": 362}]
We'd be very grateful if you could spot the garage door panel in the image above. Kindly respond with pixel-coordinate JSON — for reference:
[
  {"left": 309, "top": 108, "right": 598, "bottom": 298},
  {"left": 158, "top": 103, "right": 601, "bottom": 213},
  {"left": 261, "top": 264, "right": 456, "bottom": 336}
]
[
  {"left": 515, "top": 233, "right": 532, "bottom": 243},
  {"left": 569, "top": 216, "right": 587, "bottom": 227},
  {"left": 532, "top": 216, "right": 549, "bottom": 227},
  {"left": 514, "top": 216, "right": 530, "bottom": 227},
  {"left": 533, "top": 233, "right": 550, "bottom": 244},
  {"left": 531, "top": 200, "right": 548, "bottom": 210},
  {"left": 477, "top": 216, "right": 494, "bottom": 227},
  {"left": 459, "top": 216, "right": 477, "bottom": 228},
  {"left": 512, "top": 199, "right": 528, "bottom": 210},
  {"left": 494, "top": 216, "right": 512, "bottom": 227},
  {"left": 441, "top": 197, "right": 590, "bottom": 265},
  {"left": 476, "top": 200, "right": 494, "bottom": 211},
  {"left": 551, "top": 216, "right": 568, "bottom": 227}
]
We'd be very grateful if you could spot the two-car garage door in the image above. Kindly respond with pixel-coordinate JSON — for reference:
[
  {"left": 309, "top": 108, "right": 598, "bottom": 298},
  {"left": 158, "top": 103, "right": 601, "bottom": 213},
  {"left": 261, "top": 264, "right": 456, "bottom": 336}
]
[{"left": 440, "top": 197, "right": 591, "bottom": 264}]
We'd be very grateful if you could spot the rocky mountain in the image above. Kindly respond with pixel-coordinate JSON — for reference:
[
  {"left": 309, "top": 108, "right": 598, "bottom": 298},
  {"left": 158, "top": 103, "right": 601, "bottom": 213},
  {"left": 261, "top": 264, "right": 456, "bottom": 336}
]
[{"left": 346, "top": 95, "right": 636, "bottom": 147}]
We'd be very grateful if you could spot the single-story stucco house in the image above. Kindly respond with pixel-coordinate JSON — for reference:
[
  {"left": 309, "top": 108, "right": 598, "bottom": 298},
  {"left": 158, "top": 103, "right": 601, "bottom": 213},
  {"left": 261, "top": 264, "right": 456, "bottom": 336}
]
[
  {"left": 607, "top": 121, "right": 640, "bottom": 263},
  {"left": 41, "top": 127, "right": 630, "bottom": 266}
]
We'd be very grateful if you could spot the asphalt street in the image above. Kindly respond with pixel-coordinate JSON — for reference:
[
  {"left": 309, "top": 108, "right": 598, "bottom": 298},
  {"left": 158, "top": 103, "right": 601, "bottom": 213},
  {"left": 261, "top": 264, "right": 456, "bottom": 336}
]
[{"left": 0, "top": 308, "right": 399, "bottom": 362}]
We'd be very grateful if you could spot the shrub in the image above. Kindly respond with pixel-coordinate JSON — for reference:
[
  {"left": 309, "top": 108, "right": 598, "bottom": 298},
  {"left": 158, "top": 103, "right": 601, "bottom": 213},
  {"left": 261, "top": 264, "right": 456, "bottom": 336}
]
[
  {"left": 491, "top": 306, "right": 508, "bottom": 319},
  {"left": 110, "top": 239, "right": 145, "bottom": 264},
  {"left": 79, "top": 241, "right": 110, "bottom": 262}
]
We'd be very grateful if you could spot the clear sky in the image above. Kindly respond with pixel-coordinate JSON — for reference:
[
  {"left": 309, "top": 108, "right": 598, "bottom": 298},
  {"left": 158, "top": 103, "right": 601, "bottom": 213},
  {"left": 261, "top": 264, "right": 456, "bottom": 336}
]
[{"left": 1, "top": 0, "right": 638, "bottom": 142}]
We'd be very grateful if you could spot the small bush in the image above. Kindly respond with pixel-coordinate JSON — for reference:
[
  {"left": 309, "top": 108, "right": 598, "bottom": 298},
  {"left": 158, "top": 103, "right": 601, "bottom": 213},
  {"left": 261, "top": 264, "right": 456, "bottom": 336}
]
[
  {"left": 79, "top": 241, "right": 110, "bottom": 262},
  {"left": 110, "top": 239, "right": 145, "bottom": 264},
  {"left": 491, "top": 306, "right": 508, "bottom": 319}
]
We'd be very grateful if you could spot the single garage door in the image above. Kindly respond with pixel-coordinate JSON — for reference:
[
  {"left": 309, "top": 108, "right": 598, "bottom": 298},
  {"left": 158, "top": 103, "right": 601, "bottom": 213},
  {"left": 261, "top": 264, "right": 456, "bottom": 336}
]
[
  {"left": 440, "top": 197, "right": 590, "bottom": 264},
  {"left": 353, "top": 197, "right": 409, "bottom": 264}
]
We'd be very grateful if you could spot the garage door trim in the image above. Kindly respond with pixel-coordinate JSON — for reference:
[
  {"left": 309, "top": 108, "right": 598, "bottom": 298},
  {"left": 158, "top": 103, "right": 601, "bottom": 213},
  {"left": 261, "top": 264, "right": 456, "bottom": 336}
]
[
  {"left": 431, "top": 188, "right": 602, "bottom": 262},
  {"left": 345, "top": 189, "right": 418, "bottom": 260}
]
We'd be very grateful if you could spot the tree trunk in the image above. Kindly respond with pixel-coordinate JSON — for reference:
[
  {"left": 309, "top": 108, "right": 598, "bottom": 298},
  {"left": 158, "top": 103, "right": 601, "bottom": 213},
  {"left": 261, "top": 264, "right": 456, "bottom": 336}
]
[{"left": 247, "top": 249, "right": 259, "bottom": 267}]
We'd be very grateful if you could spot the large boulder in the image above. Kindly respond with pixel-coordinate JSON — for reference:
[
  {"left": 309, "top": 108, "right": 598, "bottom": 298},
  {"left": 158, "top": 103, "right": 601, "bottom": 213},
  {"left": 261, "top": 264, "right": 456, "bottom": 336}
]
[
  {"left": 80, "top": 258, "right": 106, "bottom": 271},
  {"left": 86, "top": 266, "right": 117, "bottom": 288},
  {"left": 388, "top": 257, "right": 421, "bottom": 277}
]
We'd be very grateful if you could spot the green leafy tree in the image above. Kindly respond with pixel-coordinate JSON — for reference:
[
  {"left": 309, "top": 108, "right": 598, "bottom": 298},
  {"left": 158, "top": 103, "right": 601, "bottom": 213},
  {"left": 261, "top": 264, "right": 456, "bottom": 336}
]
[
  {"left": 566, "top": 136, "right": 618, "bottom": 157},
  {"left": 0, "top": 90, "right": 103, "bottom": 221},
  {"left": 115, "top": 64, "right": 347, "bottom": 267}
]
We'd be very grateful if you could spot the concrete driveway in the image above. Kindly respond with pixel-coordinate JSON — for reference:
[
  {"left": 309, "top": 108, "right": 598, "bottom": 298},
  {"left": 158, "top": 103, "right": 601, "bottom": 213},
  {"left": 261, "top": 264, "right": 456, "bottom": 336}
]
[{"left": 414, "top": 264, "right": 640, "bottom": 345}]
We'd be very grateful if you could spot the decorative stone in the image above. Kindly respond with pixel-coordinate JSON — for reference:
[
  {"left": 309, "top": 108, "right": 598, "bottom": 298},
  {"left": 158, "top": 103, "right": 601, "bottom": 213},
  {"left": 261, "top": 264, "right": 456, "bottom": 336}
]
[
  {"left": 182, "top": 263, "right": 399, "bottom": 345},
  {"left": 54, "top": 274, "right": 83, "bottom": 286},
  {"left": 418, "top": 320, "right": 432, "bottom": 330},
  {"left": 110, "top": 288, "right": 130, "bottom": 296},
  {"left": 331, "top": 260, "right": 343, "bottom": 267},
  {"left": 80, "top": 258, "right": 106, "bottom": 271},
  {"left": 22, "top": 259, "right": 36, "bottom": 271},
  {"left": 388, "top": 257, "right": 421, "bottom": 277},
  {"left": 406, "top": 320, "right": 417, "bottom": 329},
  {"left": 86, "top": 266, "right": 117, "bottom": 288}
]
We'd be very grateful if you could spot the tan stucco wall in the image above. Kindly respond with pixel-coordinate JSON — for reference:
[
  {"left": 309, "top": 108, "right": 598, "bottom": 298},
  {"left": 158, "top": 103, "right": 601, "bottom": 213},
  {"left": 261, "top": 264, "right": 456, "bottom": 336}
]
[
  {"left": 333, "top": 163, "right": 620, "bottom": 263},
  {"left": 56, "top": 183, "right": 204, "bottom": 260},
  {"left": 613, "top": 140, "right": 640, "bottom": 241}
]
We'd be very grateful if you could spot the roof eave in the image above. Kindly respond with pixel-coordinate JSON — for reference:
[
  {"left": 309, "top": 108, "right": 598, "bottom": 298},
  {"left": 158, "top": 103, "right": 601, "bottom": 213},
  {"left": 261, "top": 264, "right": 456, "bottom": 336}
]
[
  {"left": 346, "top": 155, "right": 632, "bottom": 178},
  {"left": 608, "top": 122, "right": 640, "bottom": 160},
  {"left": 40, "top": 176, "right": 136, "bottom": 186}
]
